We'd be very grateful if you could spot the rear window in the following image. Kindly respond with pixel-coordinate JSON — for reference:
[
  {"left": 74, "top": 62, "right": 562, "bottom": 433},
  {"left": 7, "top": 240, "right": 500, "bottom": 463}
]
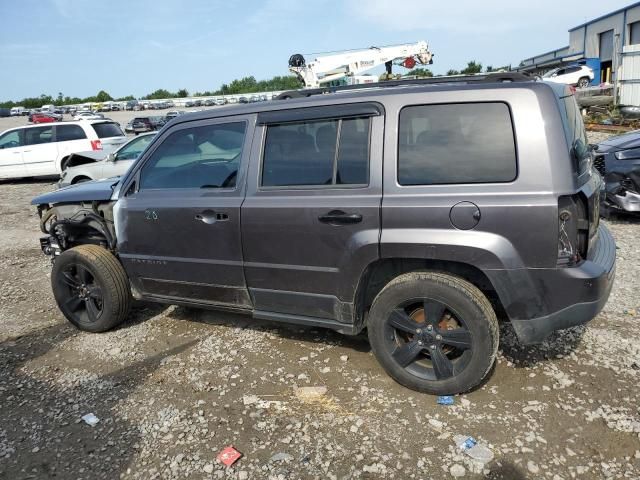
[
  {"left": 398, "top": 103, "right": 517, "bottom": 185},
  {"left": 91, "top": 122, "right": 124, "bottom": 138}
]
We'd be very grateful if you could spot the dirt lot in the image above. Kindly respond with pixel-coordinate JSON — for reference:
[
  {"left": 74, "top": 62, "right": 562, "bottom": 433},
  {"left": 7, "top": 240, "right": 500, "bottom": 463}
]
[{"left": 0, "top": 132, "right": 639, "bottom": 480}]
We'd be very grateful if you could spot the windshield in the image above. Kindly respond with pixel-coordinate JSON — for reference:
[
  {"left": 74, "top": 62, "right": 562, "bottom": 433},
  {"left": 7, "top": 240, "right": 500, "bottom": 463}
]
[
  {"left": 543, "top": 68, "right": 559, "bottom": 78},
  {"left": 116, "top": 135, "right": 154, "bottom": 160}
]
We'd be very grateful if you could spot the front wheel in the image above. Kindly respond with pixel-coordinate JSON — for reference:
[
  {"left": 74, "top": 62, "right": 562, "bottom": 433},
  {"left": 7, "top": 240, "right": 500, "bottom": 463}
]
[
  {"left": 52, "top": 245, "right": 131, "bottom": 332},
  {"left": 368, "top": 271, "right": 498, "bottom": 395}
]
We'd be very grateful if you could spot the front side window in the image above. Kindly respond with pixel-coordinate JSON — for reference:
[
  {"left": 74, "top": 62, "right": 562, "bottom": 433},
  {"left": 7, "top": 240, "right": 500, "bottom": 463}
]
[
  {"left": 261, "top": 117, "right": 370, "bottom": 187},
  {"left": 117, "top": 135, "right": 154, "bottom": 160},
  {"left": 398, "top": 103, "right": 517, "bottom": 185},
  {"left": 140, "top": 122, "right": 246, "bottom": 190},
  {"left": 56, "top": 124, "right": 87, "bottom": 142},
  {"left": 24, "top": 126, "right": 53, "bottom": 146},
  {"left": 0, "top": 130, "right": 22, "bottom": 149}
]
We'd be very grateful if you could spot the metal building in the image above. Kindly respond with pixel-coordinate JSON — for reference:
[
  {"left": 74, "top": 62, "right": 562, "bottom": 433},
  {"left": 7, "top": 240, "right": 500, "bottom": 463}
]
[{"left": 517, "top": 2, "right": 640, "bottom": 105}]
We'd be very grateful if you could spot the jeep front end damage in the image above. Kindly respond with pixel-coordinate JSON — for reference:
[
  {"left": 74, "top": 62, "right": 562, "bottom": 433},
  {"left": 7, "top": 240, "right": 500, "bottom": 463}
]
[{"left": 37, "top": 201, "right": 117, "bottom": 260}]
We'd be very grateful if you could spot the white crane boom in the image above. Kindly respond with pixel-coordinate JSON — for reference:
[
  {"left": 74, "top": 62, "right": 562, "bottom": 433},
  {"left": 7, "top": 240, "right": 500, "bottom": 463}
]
[{"left": 288, "top": 41, "right": 434, "bottom": 88}]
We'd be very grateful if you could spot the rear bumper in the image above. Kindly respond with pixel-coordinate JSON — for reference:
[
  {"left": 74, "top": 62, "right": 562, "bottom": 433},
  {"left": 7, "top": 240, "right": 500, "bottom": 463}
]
[{"left": 499, "top": 225, "right": 616, "bottom": 344}]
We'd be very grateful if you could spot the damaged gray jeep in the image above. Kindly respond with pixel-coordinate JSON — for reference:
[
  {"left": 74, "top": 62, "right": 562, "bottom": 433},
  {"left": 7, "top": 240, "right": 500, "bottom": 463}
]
[
  {"left": 32, "top": 74, "right": 616, "bottom": 395},
  {"left": 595, "top": 131, "right": 640, "bottom": 216}
]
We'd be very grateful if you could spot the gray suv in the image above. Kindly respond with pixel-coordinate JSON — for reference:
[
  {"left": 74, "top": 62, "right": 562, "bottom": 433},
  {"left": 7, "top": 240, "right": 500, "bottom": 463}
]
[{"left": 32, "top": 74, "right": 615, "bottom": 395}]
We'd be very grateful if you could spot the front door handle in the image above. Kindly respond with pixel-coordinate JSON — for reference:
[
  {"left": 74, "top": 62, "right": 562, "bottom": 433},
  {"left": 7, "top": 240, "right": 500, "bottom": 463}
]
[
  {"left": 195, "top": 210, "right": 229, "bottom": 224},
  {"left": 318, "top": 210, "right": 363, "bottom": 225}
]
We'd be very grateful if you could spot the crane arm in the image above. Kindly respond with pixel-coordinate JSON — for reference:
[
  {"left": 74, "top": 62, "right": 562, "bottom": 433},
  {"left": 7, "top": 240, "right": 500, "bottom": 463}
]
[{"left": 289, "top": 41, "right": 434, "bottom": 88}]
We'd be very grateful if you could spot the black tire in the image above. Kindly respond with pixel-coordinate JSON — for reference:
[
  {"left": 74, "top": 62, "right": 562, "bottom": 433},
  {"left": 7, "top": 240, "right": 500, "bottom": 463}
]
[
  {"left": 51, "top": 245, "right": 131, "bottom": 333},
  {"left": 577, "top": 77, "right": 590, "bottom": 88},
  {"left": 368, "top": 271, "right": 498, "bottom": 395}
]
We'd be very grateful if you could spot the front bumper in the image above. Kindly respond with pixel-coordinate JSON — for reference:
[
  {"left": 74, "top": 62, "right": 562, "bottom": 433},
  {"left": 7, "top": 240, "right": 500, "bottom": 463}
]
[{"left": 503, "top": 225, "right": 616, "bottom": 344}]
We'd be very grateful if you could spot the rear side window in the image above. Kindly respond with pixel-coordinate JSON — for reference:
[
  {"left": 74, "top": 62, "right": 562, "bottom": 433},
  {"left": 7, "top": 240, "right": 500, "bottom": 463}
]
[
  {"left": 24, "top": 126, "right": 53, "bottom": 146},
  {"left": 91, "top": 122, "right": 124, "bottom": 138},
  {"left": 261, "top": 117, "right": 370, "bottom": 187},
  {"left": 398, "top": 103, "right": 517, "bottom": 185},
  {"left": 56, "top": 124, "right": 86, "bottom": 142}
]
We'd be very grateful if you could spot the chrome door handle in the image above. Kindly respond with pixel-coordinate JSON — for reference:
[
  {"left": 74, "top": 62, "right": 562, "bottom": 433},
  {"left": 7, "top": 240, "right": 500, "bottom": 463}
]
[{"left": 195, "top": 210, "right": 229, "bottom": 224}]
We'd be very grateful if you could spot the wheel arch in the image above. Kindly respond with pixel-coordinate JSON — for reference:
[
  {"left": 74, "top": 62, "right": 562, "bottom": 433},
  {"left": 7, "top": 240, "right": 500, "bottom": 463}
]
[{"left": 352, "top": 257, "right": 507, "bottom": 333}]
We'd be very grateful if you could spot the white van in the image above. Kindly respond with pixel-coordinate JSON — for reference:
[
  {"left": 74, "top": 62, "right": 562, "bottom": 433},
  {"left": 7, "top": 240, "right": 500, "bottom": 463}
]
[
  {"left": 0, "top": 120, "right": 126, "bottom": 179},
  {"left": 10, "top": 107, "right": 26, "bottom": 116}
]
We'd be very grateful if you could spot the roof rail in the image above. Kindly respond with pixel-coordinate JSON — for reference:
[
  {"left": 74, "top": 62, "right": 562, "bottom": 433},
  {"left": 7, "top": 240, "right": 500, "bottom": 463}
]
[{"left": 276, "top": 72, "right": 534, "bottom": 99}]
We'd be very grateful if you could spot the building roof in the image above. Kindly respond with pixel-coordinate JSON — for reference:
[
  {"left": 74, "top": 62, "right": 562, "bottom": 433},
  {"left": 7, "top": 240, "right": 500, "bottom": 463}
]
[{"left": 569, "top": 2, "right": 640, "bottom": 32}]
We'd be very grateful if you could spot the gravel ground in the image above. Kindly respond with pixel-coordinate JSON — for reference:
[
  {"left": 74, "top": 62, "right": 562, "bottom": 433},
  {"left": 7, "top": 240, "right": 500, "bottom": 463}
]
[{"left": 0, "top": 133, "right": 639, "bottom": 480}]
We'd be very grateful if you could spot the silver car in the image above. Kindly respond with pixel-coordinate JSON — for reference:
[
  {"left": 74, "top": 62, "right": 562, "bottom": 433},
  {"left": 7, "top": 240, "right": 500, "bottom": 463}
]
[{"left": 58, "top": 133, "right": 156, "bottom": 188}]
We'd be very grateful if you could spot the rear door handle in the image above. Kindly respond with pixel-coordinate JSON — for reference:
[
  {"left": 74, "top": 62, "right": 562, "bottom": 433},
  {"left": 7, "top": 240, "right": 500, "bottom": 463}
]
[
  {"left": 318, "top": 210, "right": 363, "bottom": 225},
  {"left": 195, "top": 210, "right": 229, "bottom": 224}
]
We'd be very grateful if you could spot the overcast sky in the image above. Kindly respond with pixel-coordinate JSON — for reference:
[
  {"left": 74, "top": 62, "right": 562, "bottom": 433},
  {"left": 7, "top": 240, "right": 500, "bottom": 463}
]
[{"left": 0, "top": 0, "right": 634, "bottom": 100}]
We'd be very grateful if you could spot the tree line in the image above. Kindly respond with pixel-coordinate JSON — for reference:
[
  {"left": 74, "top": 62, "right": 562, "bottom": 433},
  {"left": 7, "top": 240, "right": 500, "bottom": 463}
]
[
  {"left": 0, "top": 61, "right": 511, "bottom": 108},
  {"left": 406, "top": 60, "right": 512, "bottom": 78},
  {"left": 0, "top": 75, "right": 304, "bottom": 109}
]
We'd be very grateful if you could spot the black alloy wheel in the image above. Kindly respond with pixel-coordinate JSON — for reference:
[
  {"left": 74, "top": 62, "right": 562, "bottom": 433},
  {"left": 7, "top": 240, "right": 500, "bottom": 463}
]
[
  {"left": 385, "top": 298, "right": 472, "bottom": 381},
  {"left": 56, "top": 263, "right": 104, "bottom": 325}
]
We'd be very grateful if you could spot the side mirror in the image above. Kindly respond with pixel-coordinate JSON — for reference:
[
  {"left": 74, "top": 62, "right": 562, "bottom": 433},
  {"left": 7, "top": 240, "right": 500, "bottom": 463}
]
[{"left": 106, "top": 152, "right": 116, "bottom": 162}]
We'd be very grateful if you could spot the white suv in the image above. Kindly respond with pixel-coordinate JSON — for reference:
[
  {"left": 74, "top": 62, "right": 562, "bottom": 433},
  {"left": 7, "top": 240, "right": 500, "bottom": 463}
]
[
  {"left": 0, "top": 121, "right": 126, "bottom": 180},
  {"left": 543, "top": 65, "right": 594, "bottom": 88}
]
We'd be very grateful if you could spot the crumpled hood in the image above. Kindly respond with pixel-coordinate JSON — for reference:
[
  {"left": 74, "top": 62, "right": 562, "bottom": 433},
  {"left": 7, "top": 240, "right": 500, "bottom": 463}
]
[
  {"left": 598, "top": 130, "right": 640, "bottom": 151},
  {"left": 31, "top": 178, "right": 119, "bottom": 205}
]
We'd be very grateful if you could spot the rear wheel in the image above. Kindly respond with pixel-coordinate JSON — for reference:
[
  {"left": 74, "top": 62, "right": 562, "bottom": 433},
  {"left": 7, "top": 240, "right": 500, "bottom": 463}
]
[
  {"left": 577, "top": 77, "right": 590, "bottom": 88},
  {"left": 368, "top": 271, "right": 498, "bottom": 395},
  {"left": 52, "top": 245, "right": 131, "bottom": 332}
]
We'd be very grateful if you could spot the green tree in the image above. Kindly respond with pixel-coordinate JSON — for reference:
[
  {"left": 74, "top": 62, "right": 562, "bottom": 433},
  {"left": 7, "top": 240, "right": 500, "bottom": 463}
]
[
  {"left": 406, "top": 68, "right": 434, "bottom": 78},
  {"left": 460, "top": 61, "right": 483, "bottom": 75},
  {"left": 446, "top": 69, "right": 460, "bottom": 76},
  {"left": 176, "top": 88, "right": 189, "bottom": 98},
  {"left": 95, "top": 90, "right": 113, "bottom": 102},
  {"left": 143, "top": 89, "right": 173, "bottom": 100}
]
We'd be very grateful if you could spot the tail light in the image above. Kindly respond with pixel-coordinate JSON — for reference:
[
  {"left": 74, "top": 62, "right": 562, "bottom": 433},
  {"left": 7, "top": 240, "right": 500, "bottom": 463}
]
[
  {"left": 557, "top": 195, "right": 589, "bottom": 266},
  {"left": 90, "top": 140, "right": 102, "bottom": 150}
]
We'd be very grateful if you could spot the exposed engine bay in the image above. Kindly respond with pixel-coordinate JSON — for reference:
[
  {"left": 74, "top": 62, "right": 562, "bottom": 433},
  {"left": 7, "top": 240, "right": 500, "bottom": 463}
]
[{"left": 37, "top": 201, "right": 117, "bottom": 259}]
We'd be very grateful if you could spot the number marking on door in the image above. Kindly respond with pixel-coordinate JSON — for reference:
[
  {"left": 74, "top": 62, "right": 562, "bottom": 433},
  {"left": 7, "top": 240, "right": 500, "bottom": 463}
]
[{"left": 144, "top": 209, "right": 158, "bottom": 221}]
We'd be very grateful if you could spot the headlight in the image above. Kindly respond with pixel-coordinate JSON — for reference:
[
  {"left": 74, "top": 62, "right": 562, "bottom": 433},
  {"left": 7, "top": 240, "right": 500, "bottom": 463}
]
[{"left": 614, "top": 148, "right": 640, "bottom": 160}]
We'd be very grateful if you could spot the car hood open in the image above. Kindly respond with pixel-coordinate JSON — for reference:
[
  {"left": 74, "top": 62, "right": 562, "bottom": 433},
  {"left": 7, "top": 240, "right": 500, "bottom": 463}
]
[{"left": 31, "top": 178, "right": 119, "bottom": 205}]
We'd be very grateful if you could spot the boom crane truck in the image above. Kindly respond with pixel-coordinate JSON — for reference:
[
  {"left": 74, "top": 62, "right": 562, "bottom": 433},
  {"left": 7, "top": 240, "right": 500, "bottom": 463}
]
[{"left": 288, "top": 41, "right": 434, "bottom": 88}]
